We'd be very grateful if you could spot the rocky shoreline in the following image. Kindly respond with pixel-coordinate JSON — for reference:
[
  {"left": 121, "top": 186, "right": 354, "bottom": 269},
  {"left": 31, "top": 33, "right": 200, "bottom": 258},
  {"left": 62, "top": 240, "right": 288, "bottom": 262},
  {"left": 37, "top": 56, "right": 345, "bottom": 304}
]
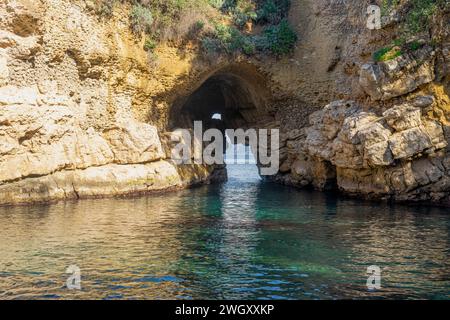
[{"left": 0, "top": 0, "right": 448, "bottom": 206}]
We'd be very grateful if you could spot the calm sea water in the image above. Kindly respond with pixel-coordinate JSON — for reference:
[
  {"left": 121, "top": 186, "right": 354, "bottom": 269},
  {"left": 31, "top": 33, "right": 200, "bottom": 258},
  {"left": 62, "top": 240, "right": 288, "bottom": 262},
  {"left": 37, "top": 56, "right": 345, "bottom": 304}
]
[{"left": 0, "top": 163, "right": 449, "bottom": 300}]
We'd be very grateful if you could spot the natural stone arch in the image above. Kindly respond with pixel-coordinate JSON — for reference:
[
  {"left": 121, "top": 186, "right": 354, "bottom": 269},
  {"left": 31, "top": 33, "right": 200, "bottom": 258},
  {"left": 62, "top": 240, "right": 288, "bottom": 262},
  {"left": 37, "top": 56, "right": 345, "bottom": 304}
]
[
  {"left": 168, "top": 64, "right": 276, "bottom": 131},
  {"left": 165, "top": 64, "right": 280, "bottom": 179}
]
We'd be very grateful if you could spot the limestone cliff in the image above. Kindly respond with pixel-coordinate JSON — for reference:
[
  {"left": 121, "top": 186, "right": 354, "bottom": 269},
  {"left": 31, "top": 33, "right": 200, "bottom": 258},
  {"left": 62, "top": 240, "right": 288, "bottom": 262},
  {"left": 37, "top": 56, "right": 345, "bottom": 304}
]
[
  {"left": 0, "top": 0, "right": 449, "bottom": 206},
  {"left": 0, "top": 0, "right": 222, "bottom": 205},
  {"left": 274, "top": 1, "right": 450, "bottom": 206}
]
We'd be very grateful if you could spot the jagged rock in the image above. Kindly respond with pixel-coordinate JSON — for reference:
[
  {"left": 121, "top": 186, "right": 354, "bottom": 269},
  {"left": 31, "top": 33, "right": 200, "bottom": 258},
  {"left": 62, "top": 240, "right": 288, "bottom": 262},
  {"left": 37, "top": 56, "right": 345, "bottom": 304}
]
[
  {"left": 279, "top": 159, "right": 293, "bottom": 173},
  {"left": 383, "top": 103, "right": 422, "bottom": 131},
  {"left": 359, "top": 46, "right": 436, "bottom": 101},
  {"left": 411, "top": 158, "right": 444, "bottom": 186},
  {"left": 388, "top": 127, "right": 433, "bottom": 159},
  {"left": 411, "top": 95, "right": 435, "bottom": 108},
  {"left": 337, "top": 167, "right": 391, "bottom": 196},
  {"left": 359, "top": 122, "right": 394, "bottom": 167},
  {"left": 423, "top": 119, "right": 448, "bottom": 151},
  {"left": 305, "top": 101, "right": 361, "bottom": 163},
  {"left": 284, "top": 95, "right": 449, "bottom": 204},
  {"left": 364, "top": 141, "right": 393, "bottom": 167}
]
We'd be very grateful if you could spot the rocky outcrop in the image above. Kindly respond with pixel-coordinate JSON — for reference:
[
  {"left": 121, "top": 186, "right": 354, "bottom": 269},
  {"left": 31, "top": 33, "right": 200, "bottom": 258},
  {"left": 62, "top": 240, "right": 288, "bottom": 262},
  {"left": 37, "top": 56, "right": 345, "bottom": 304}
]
[
  {"left": 0, "top": 159, "right": 225, "bottom": 206},
  {"left": 278, "top": 94, "right": 450, "bottom": 205},
  {"left": 0, "top": 0, "right": 449, "bottom": 206},
  {"left": 278, "top": 47, "right": 450, "bottom": 205},
  {"left": 273, "top": 0, "right": 450, "bottom": 206},
  {"left": 359, "top": 46, "right": 436, "bottom": 101}
]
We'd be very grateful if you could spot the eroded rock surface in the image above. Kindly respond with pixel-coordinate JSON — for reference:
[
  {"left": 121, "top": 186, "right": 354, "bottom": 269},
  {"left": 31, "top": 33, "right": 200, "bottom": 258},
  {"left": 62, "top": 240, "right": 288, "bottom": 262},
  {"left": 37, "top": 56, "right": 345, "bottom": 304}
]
[
  {"left": 0, "top": 0, "right": 449, "bottom": 206},
  {"left": 278, "top": 96, "right": 450, "bottom": 205},
  {"left": 359, "top": 46, "right": 436, "bottom": 101},
  {"left": 0, "top": 0, "right": 222, "bottom": 205}
]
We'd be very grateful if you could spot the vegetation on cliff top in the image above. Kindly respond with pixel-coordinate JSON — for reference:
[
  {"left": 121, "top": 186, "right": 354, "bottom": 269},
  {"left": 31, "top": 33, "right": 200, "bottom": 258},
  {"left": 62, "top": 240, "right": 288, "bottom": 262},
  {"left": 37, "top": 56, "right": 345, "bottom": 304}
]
[
  {"left": 202, "top": 0, "right": 297, "bottom": 56},
  {"left": 95, "top": 0, "right": 297, "bottom": 58},
  {"left": 374, "top": 0, "right": 448, "bottom": 62}
]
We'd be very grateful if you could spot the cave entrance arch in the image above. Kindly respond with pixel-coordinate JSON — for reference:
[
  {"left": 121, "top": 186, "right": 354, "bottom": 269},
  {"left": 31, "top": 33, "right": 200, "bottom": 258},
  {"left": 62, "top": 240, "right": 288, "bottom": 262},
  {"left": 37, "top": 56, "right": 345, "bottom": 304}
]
[
  {"left": 169, "top": 64, "right": 274, "bottom": 131},
  {"left": 168, "top": 64, "right": 277, "bottom": 178}
]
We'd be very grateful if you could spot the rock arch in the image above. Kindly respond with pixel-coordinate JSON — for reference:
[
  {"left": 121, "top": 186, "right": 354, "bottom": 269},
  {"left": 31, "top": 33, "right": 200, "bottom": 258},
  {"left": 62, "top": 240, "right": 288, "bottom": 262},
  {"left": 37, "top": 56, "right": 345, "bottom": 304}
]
[
  {"left": 163, "top": 64, "right": 282, "bottom": 179},
  {"left": 168, "top": 64, "right": 276, "bottom": 131}
]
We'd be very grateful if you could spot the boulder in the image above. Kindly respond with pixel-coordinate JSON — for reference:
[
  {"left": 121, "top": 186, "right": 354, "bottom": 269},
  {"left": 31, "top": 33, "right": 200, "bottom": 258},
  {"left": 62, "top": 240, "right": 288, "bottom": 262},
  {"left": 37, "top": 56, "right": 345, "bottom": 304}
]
[
  {"left": 388, "top": 127, "right": 433, "bottom": 159},
  {"left": 383, "top": 103, "right": 422, "bottom": 131}
]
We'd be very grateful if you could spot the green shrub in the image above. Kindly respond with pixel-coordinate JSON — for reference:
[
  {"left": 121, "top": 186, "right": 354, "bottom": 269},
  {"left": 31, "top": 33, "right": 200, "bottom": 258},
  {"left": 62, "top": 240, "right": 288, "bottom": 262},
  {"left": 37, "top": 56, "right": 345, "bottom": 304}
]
[
  {"left": 260, "top": 19, "right": 297, "bottom": 55},
  {"left": 202, "top": 19, "right": 296, "bottom": 56},
  {"left": 233, "top": 7, "right": 257, "bottom": 28},
  {"left": 212, "top": 24, "right": 245, "bottom": 53},
  {"left": 392, "top": 37, "right": 405, "bottom": 47},
  {"left": 145, "top": 0, "right": 190, "bottom": 25},
  {"left": 130, "top": 4, "right": 154, "bottom": 34},
  {"left": 97, "top": 0, "right": 297, "bottom": 58},
  {"left": 381, "top": 0, "right": 400, "bottom": 17},
  {"left": 202, "top": 23, "right": 255, "bottom": 55},
  {"left": 237, "top": 0, "right": 258, "bottom": 27},
  {"left": 407, "top": 40, "right": 422, "bottom": 51},
  {"left": 257, "top": 0, "right": 290, "bottom": 24},
  {"left": 374, "top": 0, "right": 447, "bottom": 62},
  {"left": 215, "top": 0, "right": 239, "bottom": 11},
  {"left": 202, "top": 37, "right": 222, "bottom": 55},
  {"left": 127, "top": 0, "right": 206, "bottom": 37},
  {"left": 405, "top": 0, "right": 439, "bottom": 34},
  {"left": 373, "top": 39, "right": 424, "bottom": 62},
  {"left": 208, "top": 0, "right": 226, "bottom": 9},
  {"left": 194, "top": 20, "right": 205, "bottom": 31},
  {"left": 210, "top": 0, "right": 290, "bottom": 29}
]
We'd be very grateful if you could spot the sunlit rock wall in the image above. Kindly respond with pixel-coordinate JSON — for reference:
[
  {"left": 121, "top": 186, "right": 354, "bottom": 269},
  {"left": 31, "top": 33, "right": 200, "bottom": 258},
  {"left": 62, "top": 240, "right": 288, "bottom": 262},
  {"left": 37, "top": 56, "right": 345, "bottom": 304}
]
[
  {"left": 0, "top": 0, "right": 449, "bottom": 206},
  {"left": 0, "top": 0, "right": 222, "bottom": 205},
  {"left": 276, "top": 7, "right": 450, "bottom": 205}
]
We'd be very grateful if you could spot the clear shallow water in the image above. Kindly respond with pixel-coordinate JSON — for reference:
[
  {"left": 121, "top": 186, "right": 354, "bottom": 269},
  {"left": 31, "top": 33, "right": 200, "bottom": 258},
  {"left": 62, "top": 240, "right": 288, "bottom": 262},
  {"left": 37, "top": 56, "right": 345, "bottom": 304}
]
[{"left": 0, "top": 164, "right": 449, "bottom": 300}]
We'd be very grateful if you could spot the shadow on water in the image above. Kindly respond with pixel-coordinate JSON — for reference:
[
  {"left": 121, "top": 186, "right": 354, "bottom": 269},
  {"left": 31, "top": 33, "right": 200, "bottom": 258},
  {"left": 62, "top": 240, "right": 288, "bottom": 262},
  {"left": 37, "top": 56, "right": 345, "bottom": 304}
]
[{"left": 0, "top": 164, "right": 449, "bottom": 300}]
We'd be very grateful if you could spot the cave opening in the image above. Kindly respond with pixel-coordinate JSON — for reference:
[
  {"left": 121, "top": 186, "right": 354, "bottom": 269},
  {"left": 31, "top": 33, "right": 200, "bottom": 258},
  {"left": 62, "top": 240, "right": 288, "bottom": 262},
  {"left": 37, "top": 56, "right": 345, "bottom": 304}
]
[
  {"left": 169, "top": 66, "right": 274, "bottom": 132},
  {"left": 168, "top": 65, "right": 276, "bottom": 179}
]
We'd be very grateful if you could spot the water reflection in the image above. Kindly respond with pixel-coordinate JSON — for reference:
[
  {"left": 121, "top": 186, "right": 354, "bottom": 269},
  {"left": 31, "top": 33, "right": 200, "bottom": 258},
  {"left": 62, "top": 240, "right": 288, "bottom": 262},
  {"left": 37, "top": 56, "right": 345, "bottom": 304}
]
[{"left": 0, "top": 164, "right": 449, "bottom": 300}]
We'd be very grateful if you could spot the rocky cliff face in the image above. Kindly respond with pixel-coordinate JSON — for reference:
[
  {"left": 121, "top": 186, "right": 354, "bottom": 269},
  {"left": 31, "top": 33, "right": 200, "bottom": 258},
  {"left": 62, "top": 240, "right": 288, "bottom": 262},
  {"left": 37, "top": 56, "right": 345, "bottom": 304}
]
[
  {"left": 0, "top": 0, "right": 223, "bottom": 205},
  {"left": 275, "top": 2, "right": 450, "bottom": 206},
  {"left": 0, "top": 0, "right": 449, "bottom": 206}
]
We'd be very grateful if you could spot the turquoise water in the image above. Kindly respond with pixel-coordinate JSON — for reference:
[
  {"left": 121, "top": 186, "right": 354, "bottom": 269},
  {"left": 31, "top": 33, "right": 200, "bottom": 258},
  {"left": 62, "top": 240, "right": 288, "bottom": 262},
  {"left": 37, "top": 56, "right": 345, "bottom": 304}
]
[{"left": 0, "top": 163, "right": 449, "bottom": 300}]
